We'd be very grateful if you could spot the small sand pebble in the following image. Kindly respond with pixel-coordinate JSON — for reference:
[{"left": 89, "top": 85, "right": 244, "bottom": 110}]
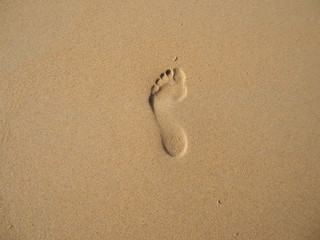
[
  {"left": 173, "top": 57, "right": 178, "bottom": 61},
  {"left": 217, "top": 200, "right": 222, "bottom": 204}
]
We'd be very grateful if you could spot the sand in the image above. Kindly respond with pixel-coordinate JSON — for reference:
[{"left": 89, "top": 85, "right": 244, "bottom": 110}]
[{"left": 1, "top": 0, "right": 320, "bottom": 239}]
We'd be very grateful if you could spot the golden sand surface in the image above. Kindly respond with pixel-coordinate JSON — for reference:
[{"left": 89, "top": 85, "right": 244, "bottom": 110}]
[{"left": 1, "top": 1, "right": 319, "bottom": 239}]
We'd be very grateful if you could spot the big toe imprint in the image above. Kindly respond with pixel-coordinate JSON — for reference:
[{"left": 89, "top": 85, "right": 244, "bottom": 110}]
[{"left": 150, "top": 68, "right": 188, "bottom": 158}]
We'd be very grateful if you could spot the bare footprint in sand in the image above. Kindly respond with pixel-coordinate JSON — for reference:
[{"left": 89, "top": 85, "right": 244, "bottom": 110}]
[{"left": 149, "top": 68, "right": 188, "bottom": 158}]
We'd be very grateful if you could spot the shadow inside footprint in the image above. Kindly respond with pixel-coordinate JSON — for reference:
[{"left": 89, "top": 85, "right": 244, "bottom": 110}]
[{"left": 149, "top": 92, "right": 155, "bottom": 113}]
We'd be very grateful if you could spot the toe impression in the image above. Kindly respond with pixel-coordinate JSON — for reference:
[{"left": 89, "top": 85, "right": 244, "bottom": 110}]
[{"left": 173, "top": 68, "right": 186, "bottom": 85}]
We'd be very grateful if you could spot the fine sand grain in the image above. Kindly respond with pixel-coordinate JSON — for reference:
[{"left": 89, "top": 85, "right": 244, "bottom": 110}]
[{"left": 1, "top": 0, "right": 320, "bottom": 239}]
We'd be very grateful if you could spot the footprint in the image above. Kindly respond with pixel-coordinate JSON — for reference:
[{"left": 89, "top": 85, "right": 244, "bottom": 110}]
[{"left": 149, "top": 68, "right": 188, "bottom": 158}]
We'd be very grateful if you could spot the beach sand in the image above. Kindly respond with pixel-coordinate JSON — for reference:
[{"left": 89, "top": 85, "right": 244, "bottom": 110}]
[{"left": 1, "top": 0, "right": 319, "bottom": 239}]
